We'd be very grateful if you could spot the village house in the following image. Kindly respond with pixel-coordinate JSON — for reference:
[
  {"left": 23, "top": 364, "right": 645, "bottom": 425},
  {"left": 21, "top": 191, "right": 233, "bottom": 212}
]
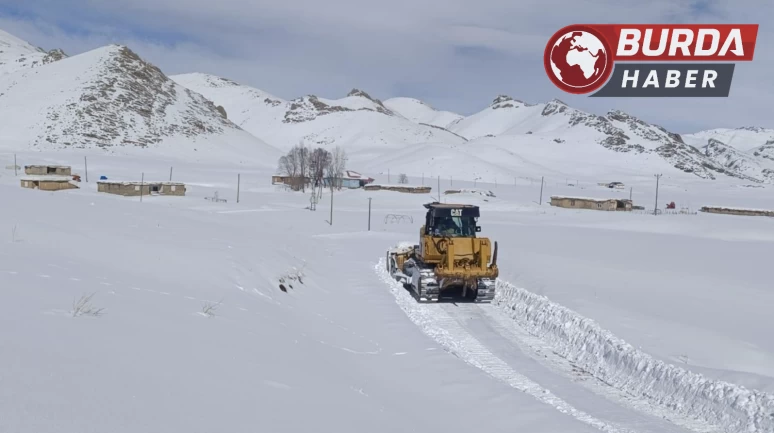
[
  {"left": 364, "top": 184, "right": 432, "bottom": 194},
  {"left": 24, "top": 165, "right": 72, "bottom": 176},
  {"left": 20, "top": 176, "right": 79, "bottom": 191},
  {"left": 97, "top": 181, "right": 186, "bottom": 197},
  {"left": 272, "top": 175, "right": 310, "bottom": 189},
  {"left": 323, "top": 171, "right": 375, "bottom": 189},
  {"left": 550, "top": 196, "right": 632, "bottom": 211},
  {"left": 273, "top": 170, "right": 374, "bottom": 190}
]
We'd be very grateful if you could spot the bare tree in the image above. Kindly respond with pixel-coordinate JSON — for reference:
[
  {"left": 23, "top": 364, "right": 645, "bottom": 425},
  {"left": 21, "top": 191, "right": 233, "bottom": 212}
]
[
  {"left": 296, "top": 140, "right": 310, "bottom": 192},
  {"left": 309, "top": 147, "right": 331, "bottom": 191},
  {"left": 277, "top": 143, "right": 312, "bottom": 191},
  {"left": 277, "top": 153, "right": 299, "bottom": 188},
  {"left": 398, "top": 173, "right": 408, "bottom": 184},
  {"left": 325, "top": 146, "right": 347, "bottom": 191}
]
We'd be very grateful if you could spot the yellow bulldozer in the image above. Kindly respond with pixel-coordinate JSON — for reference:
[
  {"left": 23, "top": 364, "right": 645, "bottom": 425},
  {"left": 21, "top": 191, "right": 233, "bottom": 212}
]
[{"left": 386, "top": 202, "right": 498, "bottom": 302}]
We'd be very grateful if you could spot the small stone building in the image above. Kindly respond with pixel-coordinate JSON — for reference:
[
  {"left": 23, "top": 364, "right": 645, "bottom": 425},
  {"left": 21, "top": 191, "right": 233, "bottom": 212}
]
[
  {"left": 20, "top": 176, "right": 79, "bottom": 191},
  {"left": 364, "top": 184, "right": 431, "bottom": 194},
  {"left": 97, "top": 181, "right": 186, "bottom": 197},
  {"left": 550, "top": 196, "right": 632, "bottom": 211},
  {"left": 323, "top": 171, "right": 374, "bottom": 189},
  {"left": 700, "top": 206, "right": 774, "bottom": 217},
  {"left": 24, "top": 165, "right": 72, "bottom": 176}
]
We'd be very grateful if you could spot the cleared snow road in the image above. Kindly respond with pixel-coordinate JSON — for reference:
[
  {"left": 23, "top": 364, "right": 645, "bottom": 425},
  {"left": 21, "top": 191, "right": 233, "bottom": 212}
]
[
  {"left": 441, "top": 303, "right": 711, "bottom": 433},
  {"left": 377, "top": 258, "right": 721, "bottom": 433}
]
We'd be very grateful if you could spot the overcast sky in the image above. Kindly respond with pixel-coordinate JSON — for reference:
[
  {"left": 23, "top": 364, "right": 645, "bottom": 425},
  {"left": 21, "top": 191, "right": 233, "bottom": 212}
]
[{"left": 0, "top": 0, "right": 770, "bottom": 133}]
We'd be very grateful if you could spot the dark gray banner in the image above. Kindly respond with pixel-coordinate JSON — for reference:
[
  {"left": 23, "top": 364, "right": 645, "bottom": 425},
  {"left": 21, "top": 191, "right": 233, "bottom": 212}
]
[{"left": 590, "top": 63, "right": 735, "bottom": 97}]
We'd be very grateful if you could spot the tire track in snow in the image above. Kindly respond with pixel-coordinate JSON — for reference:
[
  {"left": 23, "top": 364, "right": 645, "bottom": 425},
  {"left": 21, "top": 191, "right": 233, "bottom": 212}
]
[{"left": 374, "top": 258, "right": 634, "bottom": 433}]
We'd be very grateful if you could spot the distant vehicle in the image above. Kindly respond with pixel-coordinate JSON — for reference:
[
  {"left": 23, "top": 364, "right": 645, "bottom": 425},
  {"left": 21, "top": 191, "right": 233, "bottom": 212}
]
[{"left": 608, "top": 182, "right": 625, "bottom": 189}]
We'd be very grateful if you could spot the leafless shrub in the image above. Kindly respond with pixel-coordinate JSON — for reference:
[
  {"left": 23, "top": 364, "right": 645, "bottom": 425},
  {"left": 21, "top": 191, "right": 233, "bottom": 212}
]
[
  {"left": 397, "top": 173, "right": 408, "bottom": 184},
  {"left": 72, "top": 293, "right": 104, "bottom": 317},
  {"left": 201, "top": 298, "right": 223, "bottom": 317}
]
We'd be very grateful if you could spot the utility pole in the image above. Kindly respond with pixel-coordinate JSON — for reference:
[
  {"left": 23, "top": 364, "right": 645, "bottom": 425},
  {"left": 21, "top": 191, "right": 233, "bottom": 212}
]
[
  {"left": 388, "top": 169, "right": 390, "bottom": 183},
  {"left": 654, "top": 174, "right": 662, "bottom": 215},
  {"left": 629, "top": 187, "right": 632, "bottom": 201},
  {"left": 14, "top": 154, "right": 17, "bottom": 176},
  {"left": 539, "top": 176, "right": 544, "bottom": 205},
  {"left": 237, "top": 173, "right": 241, "bottom": 203},
  {"left": 367, "top": 198, "right": 372, "bottom": 231},
  {"left": 169, "top": 167, "right": 173, "bottom": 181},
  {"left": 437, "top": 175, "right": 441, "bottom": 202},
  {"left": 422, "top": 172, "right": 424, "bottom": 185},
  {"left": 140, "top": 172, "right": 144, "bottom": 202},
  {"left": 84, "top": 156, "right": 88, "bottom": 182},
  {"left": 329, "top": 187, "right": 333, "bottom": 225}
]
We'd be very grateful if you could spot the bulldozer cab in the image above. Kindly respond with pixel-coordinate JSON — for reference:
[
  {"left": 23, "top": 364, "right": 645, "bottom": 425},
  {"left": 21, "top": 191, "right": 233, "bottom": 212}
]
[{"left": 423, "top": 203, "right": 481, "bottom": 238}]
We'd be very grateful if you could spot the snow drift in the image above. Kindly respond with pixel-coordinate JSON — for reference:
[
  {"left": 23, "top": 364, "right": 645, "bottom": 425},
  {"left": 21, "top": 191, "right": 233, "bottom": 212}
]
[{"left": 493, "top": 280, "right": 774, "bottom": 433}]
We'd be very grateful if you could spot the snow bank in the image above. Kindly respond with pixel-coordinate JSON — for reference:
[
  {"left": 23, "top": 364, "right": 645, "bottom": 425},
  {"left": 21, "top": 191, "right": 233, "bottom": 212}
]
[{"left": 492, "top": 281, "right": 774, "bottom": 433}]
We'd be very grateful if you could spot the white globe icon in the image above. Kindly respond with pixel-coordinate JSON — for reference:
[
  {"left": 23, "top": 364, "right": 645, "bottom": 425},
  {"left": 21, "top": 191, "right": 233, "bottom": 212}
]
[{"left": 550, "top": 31, "right": 607, "bottom": 88}]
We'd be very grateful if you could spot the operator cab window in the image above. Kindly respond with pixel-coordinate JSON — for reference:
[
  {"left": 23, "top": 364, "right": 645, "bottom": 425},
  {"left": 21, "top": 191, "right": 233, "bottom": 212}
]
[{"left": 432, "top": 216, "right": 476, "bottom": 237}]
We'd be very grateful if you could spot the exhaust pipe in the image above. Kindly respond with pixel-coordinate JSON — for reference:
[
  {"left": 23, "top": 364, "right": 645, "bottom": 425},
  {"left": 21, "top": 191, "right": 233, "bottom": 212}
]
[{"left": 491, "top": 241, "right": 498, "bottom": 267}]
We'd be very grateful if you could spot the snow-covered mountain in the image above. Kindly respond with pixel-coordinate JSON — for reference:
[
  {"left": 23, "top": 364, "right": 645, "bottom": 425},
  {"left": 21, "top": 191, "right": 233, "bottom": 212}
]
[
  {"left": 0, "top": 28, "right": 67, "bottom": 75},
  {"left": 439, "top": 95, "right": 770, "bottom": 183},
  {"left": 681, "top": 127, "right": 774, "bottom": 182},
  {"left": 169, "top": 71, "right": 774, "bottom": 183},
  {"left": 2, "top": 27, "right": 773, "bottom": 183},
  {"left": 446, "top": 95, "right": 540, "bottom": 138},
  {"left": 0, "top": 31, "right": 280, "bottom": 166},
  {"left": 696, "top": 138, "right": 774, "bottom": 182},
  {"left": 382, "top": 97, "right": 463, "bottom": 129},
  {"left": 683, "top": 126, "right": 774, "bottom": 153},
  {"left": 170, "top": 73, "right": 467, "bottom": 162}
]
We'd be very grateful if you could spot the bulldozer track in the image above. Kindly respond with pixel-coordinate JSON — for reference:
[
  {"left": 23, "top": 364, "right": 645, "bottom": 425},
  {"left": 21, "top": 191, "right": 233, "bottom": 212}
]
[{"left": 376, "top": 257, "right": 719, "bottom": 433}]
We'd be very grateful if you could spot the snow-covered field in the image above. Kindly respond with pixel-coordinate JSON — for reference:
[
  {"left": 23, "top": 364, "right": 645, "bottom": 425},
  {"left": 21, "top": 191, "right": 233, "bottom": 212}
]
[
  {"left": 3, "top": 150, "right": 773, "bottom": 433},
  {"left": 3, "top": 25, "right": 774, "bottom": 433}
]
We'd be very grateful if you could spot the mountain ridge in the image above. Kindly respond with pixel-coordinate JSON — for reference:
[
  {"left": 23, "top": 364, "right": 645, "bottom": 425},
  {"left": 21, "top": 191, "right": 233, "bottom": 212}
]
[
  {"left": 3, "top": 28, "right": 773, "bottom": 183},
  {"left": 0, "top": 34, "right": 280, "bottom": 166}
]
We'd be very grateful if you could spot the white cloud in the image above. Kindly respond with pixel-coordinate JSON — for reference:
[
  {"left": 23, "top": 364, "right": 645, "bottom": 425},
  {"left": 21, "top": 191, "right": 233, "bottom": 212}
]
[{"left": 1, "top": 0, "right": 772, "bottom": 132}]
